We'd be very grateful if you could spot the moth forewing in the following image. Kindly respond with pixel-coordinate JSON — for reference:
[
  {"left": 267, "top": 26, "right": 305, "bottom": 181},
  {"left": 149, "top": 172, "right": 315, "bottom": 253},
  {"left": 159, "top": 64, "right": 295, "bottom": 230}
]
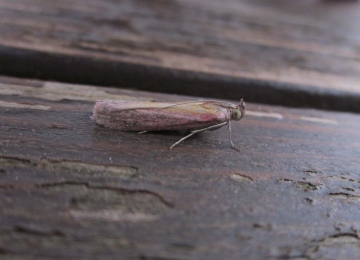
[
  {"left": 93, "top": 101, "right": 230, "bottom": 131},
  {"left": 92, "top": 99, "right": 245, "bottom": 151}
]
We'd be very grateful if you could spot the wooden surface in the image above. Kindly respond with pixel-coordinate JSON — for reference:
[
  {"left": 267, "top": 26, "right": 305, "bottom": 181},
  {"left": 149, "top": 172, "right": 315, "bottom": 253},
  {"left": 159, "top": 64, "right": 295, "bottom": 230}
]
[
  {"left": 1, "top": 77, "right": 360, "bottom": 259},
  {"left": 1, "top": 0, "right": 360, "bottom": 112}
]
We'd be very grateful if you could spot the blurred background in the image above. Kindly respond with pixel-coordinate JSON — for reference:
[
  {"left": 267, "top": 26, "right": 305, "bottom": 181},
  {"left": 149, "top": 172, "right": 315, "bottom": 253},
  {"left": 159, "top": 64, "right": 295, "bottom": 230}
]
[{"left": 1, "top": 0, "right": 360, "bottom": 111}]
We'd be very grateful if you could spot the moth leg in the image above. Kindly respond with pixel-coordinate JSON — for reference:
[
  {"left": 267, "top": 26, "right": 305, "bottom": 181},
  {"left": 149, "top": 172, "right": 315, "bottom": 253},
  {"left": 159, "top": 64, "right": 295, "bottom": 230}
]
[
  {"left": 170, "top": 122, "right": 228, "bottom": 150},
  {"left": 138, "top": 131, "right": 147, "bottom": 134},
  {"left": 228, "top": 120, "right": 240, "bottom": 152}
]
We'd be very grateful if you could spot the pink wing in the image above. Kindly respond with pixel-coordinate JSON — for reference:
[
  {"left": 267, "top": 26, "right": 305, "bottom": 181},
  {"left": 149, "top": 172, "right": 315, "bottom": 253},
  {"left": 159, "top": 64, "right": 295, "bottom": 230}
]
[{"left": 92, "top": 101, "right": 230, "bottom": 131}]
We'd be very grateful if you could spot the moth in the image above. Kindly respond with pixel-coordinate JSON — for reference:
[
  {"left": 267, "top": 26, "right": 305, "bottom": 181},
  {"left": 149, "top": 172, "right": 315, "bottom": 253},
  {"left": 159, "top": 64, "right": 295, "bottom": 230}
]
[{"left": 92, "top": 99, "right": 245, "bottom": 151}]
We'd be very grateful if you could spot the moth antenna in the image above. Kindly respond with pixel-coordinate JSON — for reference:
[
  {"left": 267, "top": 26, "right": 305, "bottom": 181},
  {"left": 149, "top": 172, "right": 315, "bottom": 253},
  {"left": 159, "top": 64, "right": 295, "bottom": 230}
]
[
  {"left": 112, "top": 100, "right": 238, "bottom": 113},
  {"left": 156, "top": 100, "right": 237, "bottom": 111}
]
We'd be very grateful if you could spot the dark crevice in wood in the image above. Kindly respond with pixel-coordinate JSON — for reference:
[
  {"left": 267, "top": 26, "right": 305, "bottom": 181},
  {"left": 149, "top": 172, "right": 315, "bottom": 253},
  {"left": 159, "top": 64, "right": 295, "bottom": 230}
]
[
  {"left": 296, "top": 181, "right": 321, "bottom": 191},
  {"left": 329, "top": 192, "right": 360, "bottom": 199},
  {"left": 14, "top": 225, "right": 66, "bottom": 237},
  {"left": 328, "top": 233, "right": 359, "bottom": 239},
  {"left": 1, "top": 45, "right": 359, "bottom": 113},
  {"left": 37, "top": 181, "right": 174, "bottom": 208},
  {"left": 0, "top": 245, "right": 11, "bottom": 255},
  {"left": 138, "top": 255, "right": 186, "bottom": 260}
]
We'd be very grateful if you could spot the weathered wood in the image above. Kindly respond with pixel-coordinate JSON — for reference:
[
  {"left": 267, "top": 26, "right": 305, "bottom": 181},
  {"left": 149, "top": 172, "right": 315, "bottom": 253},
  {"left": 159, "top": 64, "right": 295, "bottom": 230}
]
[
  {"left": 1, "top": 0, "right": 360, "bottom": 112},
  {"left": 1, "top": 77, "right": 360, "bottom": 259}
]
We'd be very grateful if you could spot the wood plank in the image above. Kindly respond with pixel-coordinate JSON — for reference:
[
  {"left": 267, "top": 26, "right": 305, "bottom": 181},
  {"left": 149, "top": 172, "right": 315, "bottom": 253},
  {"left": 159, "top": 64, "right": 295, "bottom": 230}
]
[
  {"left": 1, "top": 76, "right": 360, "bottom": 259},
  {"left": 1, "top": 0, "right": 360, "bottom": 112}
]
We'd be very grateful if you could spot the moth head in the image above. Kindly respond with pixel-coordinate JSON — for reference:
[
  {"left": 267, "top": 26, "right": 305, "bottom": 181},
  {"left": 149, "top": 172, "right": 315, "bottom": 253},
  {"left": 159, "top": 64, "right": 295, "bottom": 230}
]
[{"left": 231, "top": 99, "right": 245, "bottom": 121}]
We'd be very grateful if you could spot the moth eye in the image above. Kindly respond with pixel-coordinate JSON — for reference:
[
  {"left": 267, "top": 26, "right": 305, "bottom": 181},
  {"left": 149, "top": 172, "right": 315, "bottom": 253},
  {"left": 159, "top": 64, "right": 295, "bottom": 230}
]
[{"left": 231, "top": 109, "right": 241, "bottom": 121}]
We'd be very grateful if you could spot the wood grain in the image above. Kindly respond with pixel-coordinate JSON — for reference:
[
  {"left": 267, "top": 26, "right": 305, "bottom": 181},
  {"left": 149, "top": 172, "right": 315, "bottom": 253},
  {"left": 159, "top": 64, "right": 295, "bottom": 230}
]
[
  {"left": 1, "top": 77, "right": 360, "bottom": 259},
  {"left": 1, "top": 0, "right": 360, "bottom": 112}
]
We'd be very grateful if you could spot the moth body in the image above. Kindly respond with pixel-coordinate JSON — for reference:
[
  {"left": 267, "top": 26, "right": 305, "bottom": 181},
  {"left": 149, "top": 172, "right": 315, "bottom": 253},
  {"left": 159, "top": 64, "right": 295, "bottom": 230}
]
[
  {"left": 92, "top": 99, "right": 245, "bottom": 150},
  {"left": 93, "top": 101, "right": 231, "bottom": 131}
]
